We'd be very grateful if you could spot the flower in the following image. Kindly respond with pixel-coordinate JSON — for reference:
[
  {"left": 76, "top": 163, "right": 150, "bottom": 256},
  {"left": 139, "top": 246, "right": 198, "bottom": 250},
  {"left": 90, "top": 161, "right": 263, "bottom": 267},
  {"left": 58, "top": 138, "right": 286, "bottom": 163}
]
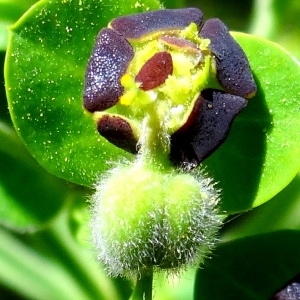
[
  {"left": 83, "top": 8, "right": 257, "bottom": 169},
  {"left": 84, "top": 8, "right": 257, "bottom": 277}
]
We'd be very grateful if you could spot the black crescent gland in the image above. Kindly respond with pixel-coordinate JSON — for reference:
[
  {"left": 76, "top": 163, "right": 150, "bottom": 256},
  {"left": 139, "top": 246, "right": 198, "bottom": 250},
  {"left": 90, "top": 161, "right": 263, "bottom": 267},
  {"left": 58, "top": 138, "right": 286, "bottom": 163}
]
[
  {"left": 110, "top": 8, "right": 203, "bottom": 39},
  {"left": 97, "top": 114, "right": 138, "bottom": 154},
  {"left": 83, "top": 28, "right": 134, "bottom": 112},
  {"left": 200, "top": 18, "right": 257, "bottom": 99},
  {"left": 170, "top": 89, "right": 247, "bottom": 167}
]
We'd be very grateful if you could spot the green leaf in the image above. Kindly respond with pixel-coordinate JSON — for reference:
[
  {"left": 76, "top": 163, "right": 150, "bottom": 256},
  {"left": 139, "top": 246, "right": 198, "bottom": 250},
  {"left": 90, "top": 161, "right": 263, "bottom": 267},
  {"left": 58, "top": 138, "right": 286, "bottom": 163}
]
[
  {"left": 1, "top": 47, "right": 66, "bottom": 231},
  {"left": 194, "top": 230, "right": 300, "bottom": 300},
  {"left": 5, "top": 0, "right": 161, "bottom": 186},
  {"left": 221, "top": 172, "right": 300, "bottom": 242},
  {"left": 5, "top": 2, "right": 300, "bottom": 214},
  {"left": 204, "top": 33, "right": 300, "bottom": 212}
]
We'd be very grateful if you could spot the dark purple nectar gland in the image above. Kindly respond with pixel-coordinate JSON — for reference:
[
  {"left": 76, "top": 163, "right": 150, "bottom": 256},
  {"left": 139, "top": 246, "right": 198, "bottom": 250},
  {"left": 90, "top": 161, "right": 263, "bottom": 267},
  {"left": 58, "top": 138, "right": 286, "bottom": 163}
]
[
  {"left": 200, "top": 18, "right": 257, "bottom": 99},
  {"left": 83, "top": 8, "right": 257, "bottom": 168},
  {"left": 83, "top": 28, "right": 134, "bottom": 112},
  {"left": 170, "top": 89, "right": 247, "bottom": 167},
  {"left": 109, "top": 8, "right": 203, "bottom": 40},
  {"left": 96, "top": 114, "right": 138, "bottom": 154}
]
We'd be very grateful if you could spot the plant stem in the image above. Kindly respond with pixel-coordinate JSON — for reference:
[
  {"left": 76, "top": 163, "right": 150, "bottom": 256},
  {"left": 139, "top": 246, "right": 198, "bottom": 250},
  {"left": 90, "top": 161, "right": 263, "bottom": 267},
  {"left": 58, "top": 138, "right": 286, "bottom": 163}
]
[
  {"left": 138, "top": 104, "right": 172, "bottom": 171},
  {"left": 249, "top": 0, "right": 275, "bottom": 39},
  {"left": 131, "top": 267, "right": 153, "bottom": 300}
]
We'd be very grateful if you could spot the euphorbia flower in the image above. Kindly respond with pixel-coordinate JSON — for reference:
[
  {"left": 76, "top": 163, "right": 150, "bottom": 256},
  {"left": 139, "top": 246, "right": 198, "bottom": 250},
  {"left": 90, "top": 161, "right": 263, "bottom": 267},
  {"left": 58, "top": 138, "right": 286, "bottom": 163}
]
[
  {"left": 83, "top": 7, "right": 256, "bottom": 168},
  {"left": 84, "top": 8, "right": 257, "bottom": 278}
]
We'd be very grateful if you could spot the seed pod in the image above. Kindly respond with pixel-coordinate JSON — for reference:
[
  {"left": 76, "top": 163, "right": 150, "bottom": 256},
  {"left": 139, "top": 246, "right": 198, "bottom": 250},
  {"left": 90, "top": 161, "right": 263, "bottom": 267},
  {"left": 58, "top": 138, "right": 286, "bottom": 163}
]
[{"left": 91, "top": 161, "right": 221, "bottom": 277}]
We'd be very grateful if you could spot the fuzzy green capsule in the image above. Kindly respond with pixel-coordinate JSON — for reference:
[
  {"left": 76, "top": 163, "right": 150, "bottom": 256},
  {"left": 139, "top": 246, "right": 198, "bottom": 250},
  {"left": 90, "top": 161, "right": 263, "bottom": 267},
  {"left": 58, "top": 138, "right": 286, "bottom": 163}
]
[{"left": 91, "top": 161, "right": 221, "bottom": 277}]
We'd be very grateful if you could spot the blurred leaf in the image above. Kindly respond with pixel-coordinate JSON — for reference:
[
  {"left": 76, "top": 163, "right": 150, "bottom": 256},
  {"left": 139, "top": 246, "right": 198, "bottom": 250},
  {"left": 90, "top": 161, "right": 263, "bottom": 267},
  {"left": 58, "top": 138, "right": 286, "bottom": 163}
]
[
  {"left": 187, "top": 0, "right": 253, "bottom": 31},
  {"left": 0, "top": 52, "right": 12, "bottom": 124},
  {"left": 0, "top": 120, "right": 68, "bottom": 231},
  {"left": 0, "top": 207, "right": 132, "bottom": 300},
  {"left": 194, "top": 230, "right": 300, "bottom": 300},
  {"left": 272, "top": 0, "right": 300, "bottom": 59},
  {"left": 204, "top": 33, "right": 300, "bottom": 213},
  {"left": 0, "top": 225, "right": 90, "bottom": 299},
  {"left": 154, "top": 269, "right": 195, "bottom": 300},
  {"left": 0, "top": 0, "right": 37, "bottom": 50},
  {"left": 5, "top": 0, "right": 161, "bottom": 186},
  {"left": 161, "top": 0, "right": 184, "bottom": 9},
  {"left": 250, "top": 0, "right": 300, "bottom": 59}
]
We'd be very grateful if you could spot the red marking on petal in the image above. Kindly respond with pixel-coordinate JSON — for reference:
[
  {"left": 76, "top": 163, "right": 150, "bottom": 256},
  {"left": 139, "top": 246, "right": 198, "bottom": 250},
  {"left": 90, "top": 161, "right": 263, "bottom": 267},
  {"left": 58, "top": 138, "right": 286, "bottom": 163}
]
[{"left": 135, "top": 51, "right": 173, "bottom": 91}]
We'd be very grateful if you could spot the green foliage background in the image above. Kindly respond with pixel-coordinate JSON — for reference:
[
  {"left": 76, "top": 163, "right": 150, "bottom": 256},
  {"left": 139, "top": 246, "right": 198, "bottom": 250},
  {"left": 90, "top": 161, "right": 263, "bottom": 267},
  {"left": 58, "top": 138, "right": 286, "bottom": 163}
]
[{"left": 1, "top": 0, "right": 300, "bottom": 299}]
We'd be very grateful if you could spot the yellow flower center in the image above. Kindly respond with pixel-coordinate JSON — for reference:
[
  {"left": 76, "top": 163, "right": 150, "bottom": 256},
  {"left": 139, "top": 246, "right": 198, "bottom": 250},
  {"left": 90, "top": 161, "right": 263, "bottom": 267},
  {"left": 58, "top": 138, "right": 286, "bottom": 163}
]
[{"left": 117, "top": 23, "right": 217, "bottom": 134}]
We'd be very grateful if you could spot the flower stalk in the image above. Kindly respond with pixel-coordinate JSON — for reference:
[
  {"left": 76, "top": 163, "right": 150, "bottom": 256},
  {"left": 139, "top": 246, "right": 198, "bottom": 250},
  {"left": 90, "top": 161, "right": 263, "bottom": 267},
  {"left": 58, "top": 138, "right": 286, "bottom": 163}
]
[{"left": 131, "top": 268, "right": 153, "bottom": 300}]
